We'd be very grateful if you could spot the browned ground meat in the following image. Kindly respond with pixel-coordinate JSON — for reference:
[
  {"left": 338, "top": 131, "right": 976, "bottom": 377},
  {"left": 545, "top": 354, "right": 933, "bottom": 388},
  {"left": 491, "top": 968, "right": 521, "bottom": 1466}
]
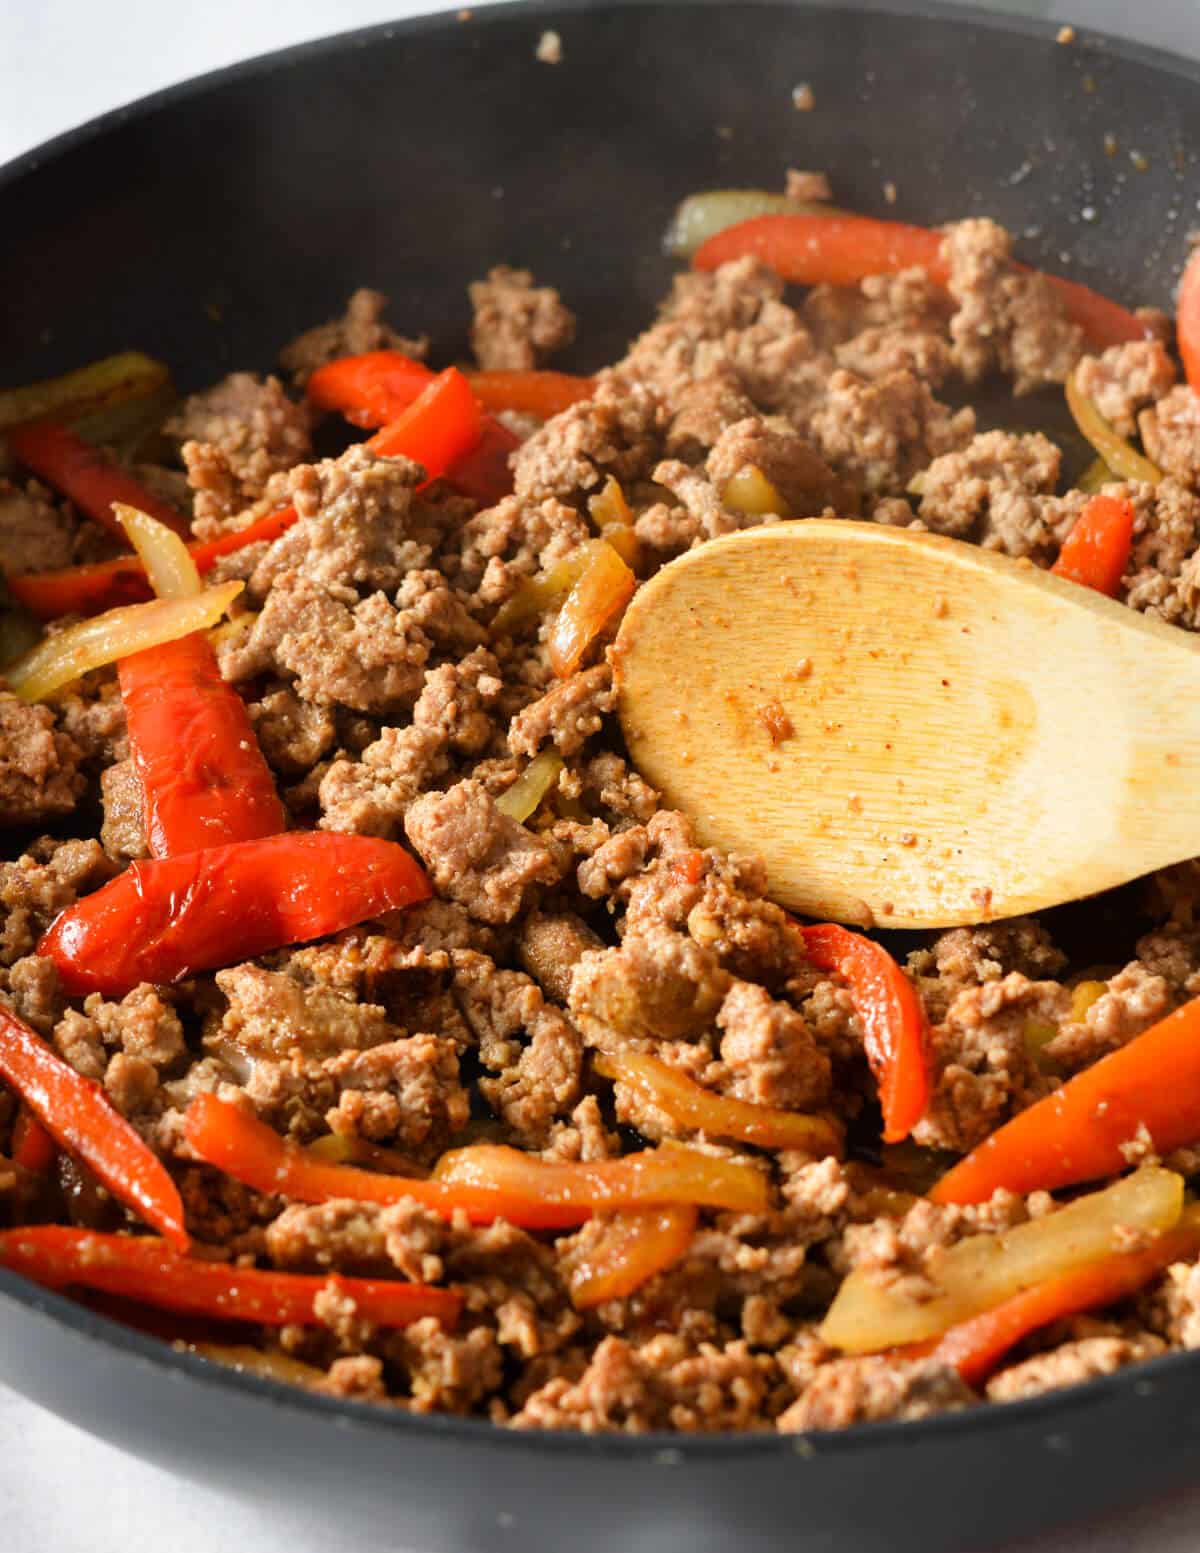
[{"left": 3, "top": 207, "right": 1199, "bottom": 1436}]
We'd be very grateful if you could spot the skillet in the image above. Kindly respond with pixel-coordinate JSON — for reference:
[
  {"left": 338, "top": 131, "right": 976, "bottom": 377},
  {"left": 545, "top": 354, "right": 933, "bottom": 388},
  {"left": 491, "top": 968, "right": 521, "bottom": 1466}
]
[{"left": 3, "top": 2, "right": 1200, "bottom": 1548}]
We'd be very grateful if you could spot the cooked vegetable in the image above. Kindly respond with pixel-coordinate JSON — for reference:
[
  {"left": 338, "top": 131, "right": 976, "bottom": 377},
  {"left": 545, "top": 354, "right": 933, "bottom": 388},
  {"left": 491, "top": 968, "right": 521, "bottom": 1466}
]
[
  {"left": 800, "top": 924, "right": 930, "bottom": 1144},
  {"left": 185, "top": 1094, "right": 769, "bottom": 1226},
  {"left": 495, "top": 750, "right": 564, "bottom": 823},
  {"left": 10, "top": 1108, "right": 56, "bottom": 1175},
  {"left": 692, "top": 214, "right": 1149, "bottom": 350},
  {"left": 1050, "top": 492, "right": 1135, "bottom": 596},
  {"left": 39, "top": 833, "right": 432, "bottom": 997},
  {"left": 548, "top": 537, "right": 636, "bottom": 677},
  {"left": 594, "top": 1048, "right": 843, "bottom": 1154},
  {"left": 491, "top": 550, "right": 591, "bottom": 633},
  {"left": 465, "top": 370, "right": 595, "bottom": 418},
  {"left": 0, "top": 351, "right": 168, "bottom": 432},
  {"left": 366, "top": 366, "right": 484, "bottom": 482},
  {"left": 1178, "top": 246, "right": 1200, "bottom": 392},
  {"left": 181, "top": 1344, "right": 328, "bottom": 1388},
  {"left": 1065, "top": 367, "right": 1163, "bottom": 484},
  {"left": 723, "top": 465, "right": 787, "bottom": 517},
  {"left": 114, "top": 505, "right": 286, "bottom": 857},
  {"left": 821, "top": 1166, "right": 1182, "bottom": 1353},
  {"left": 664, "top": 188, "right": 843, "bottom": 259},
  {"left": 306, "top": 350, "right": 515, "bottom": 504},
  {"left": 930, "top": 994, "right": 1200, "bottom": 1203},
  {"left": 588, "top": 475, "right": 640, "bottom": 567},
  {"left": 7, "top": 505, "right": 300, "bottom": 620},
  {"left": 0, "top": 577, "right": 42, "bottom": 666},
  {"left": 116, "top": 501, "right": 201, "bottom": 598},
  {"left": 433, "top": 1141, "right": 770, "bottom": 1220},
  {"left": 6, "top": 420, "right": 190, "bottom": 538},
  {"left": 0, "top": 1002, "right": 188, "bottom": 1247},
  {"left": 68, "top": 383, "right": 177, "bottom": 459},
  {"left": 6, "top": 581, "right": 243, "bottom": 702},
  {"left": 121, "top": 632, "right": 286, "bottom": 856},
  {"left": 931, "top": 1202, "right": 1200, "bottom": 1386},
  {"left": 0, "top": 1226, "right": 460, "bottom": 1328},
  {"left": 1076, "top": 456, "right": 1115, "bottom": 494},
  {"left": 562, "top": 1206, "right": 698, "bottom": 1307}
]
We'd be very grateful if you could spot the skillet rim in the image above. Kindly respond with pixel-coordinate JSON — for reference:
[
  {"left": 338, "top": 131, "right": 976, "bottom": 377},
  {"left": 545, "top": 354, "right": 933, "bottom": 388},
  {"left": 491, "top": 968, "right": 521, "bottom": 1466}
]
[{"left": 3, "top": 0, "right": 1200, "bottom": 1461}]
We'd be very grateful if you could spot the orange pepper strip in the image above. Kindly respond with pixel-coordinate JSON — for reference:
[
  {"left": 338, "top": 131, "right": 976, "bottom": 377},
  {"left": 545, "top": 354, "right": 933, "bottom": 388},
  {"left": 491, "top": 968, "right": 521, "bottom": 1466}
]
[
  {"left": 1051, "top": 493, "right": 1135, "bottom": 596},
  {"left": 121, "top": 632, "right": 286, "bottom": 856},
  {"left": 594, "top": 1049, "right": 843, "bottom": 1155},
  {"left": 10, "top": 1106, "right": 56, "bottom": 1174},
  {"left": 1178, "top": 247, "right": 1200, "bottom": 393},
  {"left": 39, "top": 833, "right": 431, "bottom": 998},
  {"left": 464, "top": 370, "right": 596, "bottom": 418},
  {"left": 307, "top": 349, "right": 518, "bottom": 506},
  {"left": 0, "top": 1225, "right": 460, "bottom": 1329},
  {"left": 0, "top": 1003, "right": 187, "bottom": 1248},
  {"left": 563, "top": 1205, "right": 698, "bottom": 1308},
  {"left": 692, "top": 214, "right": 1148, "bottom": 351},
  {"left": 7, "top": 420, "right": 190, "bottom": 539},
  {"left": 184, "top": 1094, "right": 769, "bottom": 1228},
  {"left": 434, "top": 1141, "right": 769, "bottom": 1220},
  {"left": 930, "top": 994, "right": 1200, "bottom": 1203},
  {"left": 6, "top": 370, "right": 483, "bottom": 622},
  {"left": 931, "top": 1206, "right": 1200, "bottom": 1388},
  {"left": 547, "top": 538, "right": 636, "bottom": 677},
  {"left": 800, "top": 924, "right": 931, "bottom": 1145}
]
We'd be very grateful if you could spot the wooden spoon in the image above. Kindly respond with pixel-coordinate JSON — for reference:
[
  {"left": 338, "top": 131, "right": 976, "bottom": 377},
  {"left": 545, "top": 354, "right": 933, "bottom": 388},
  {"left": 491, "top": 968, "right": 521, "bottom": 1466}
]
[{"left": 613, "top": 518, "right": 1200, "bottom": 930}]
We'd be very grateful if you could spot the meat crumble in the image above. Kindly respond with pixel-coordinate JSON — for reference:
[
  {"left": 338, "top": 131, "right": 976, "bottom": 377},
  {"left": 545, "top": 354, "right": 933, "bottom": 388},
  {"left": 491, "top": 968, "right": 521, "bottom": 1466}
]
[{"left": 3, "top": 201, "right": 1200, "bottom": 1436}]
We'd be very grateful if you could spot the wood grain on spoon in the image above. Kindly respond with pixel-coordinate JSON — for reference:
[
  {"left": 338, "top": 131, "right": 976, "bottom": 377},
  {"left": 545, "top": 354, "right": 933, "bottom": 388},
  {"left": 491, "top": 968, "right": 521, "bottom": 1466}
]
[{"left": 613, "top": 519, "right": 1200, "bottom": 929}]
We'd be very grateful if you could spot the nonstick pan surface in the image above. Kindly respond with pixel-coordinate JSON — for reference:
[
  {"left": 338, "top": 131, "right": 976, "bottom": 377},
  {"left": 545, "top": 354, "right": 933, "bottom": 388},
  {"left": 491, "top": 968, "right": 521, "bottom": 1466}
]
[{"left": 2, "top": 4, "right": 1200, "bottom": 1550}]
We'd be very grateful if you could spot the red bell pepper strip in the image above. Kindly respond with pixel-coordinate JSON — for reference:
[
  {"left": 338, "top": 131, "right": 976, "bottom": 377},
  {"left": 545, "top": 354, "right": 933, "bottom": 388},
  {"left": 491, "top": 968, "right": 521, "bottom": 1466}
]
[
  {"left": 930, "top": 1206, "right": 1200, "bottom": 1387},
  {"left": 38, "top": 832, "right": 431, "bottom": 998},
  {"left": 6, "top": 371, "right": 483, "bottom": 621},
  {"left": 930, "top": 994, "right": 1200, "bottom": 1203},
  {"left": 6, "top": 420, "right": 190, "bottom": 540},
  {"left": 1050, "top": 493, "right": 1135, "bottom": 596},
  {"left": 0, "top": 1001, "right": 187, "bottom": 1247},
  {"left": 0, "top": 1225, "right": 461, "bottom": 1329},
  {"left": 692, "top": 214, "right": 1149, "bottom": 351},
  {"left": 6, "top": 504, "right": 301, "bottom": 620},
  {"left": 10, "top": 1106, "right": 56, "bottom": 1174},
  {"left": 119, "top": 633, "right": 286, "bottom": 857},
  {"left": 800, "top": 923, "right": 931, "bottom": 1144},
  {"left": 184, "top": 1093, "right": 770, "bottom": 1228},
  {"left": 1177, "top": 247, "right": 1200, "bottom": 393},
  {"left": 464, "top": 370, "right": 596, "bottom": 418},
  {"left": 307, "top": 350, "right": 517, "bottom": 506}
]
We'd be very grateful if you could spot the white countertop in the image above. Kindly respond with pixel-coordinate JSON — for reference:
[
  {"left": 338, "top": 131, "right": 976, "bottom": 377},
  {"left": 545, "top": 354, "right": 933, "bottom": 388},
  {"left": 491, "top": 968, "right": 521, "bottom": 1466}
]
[{"left": 4, "top": 2, "right": 1200, "bottom": 1550}]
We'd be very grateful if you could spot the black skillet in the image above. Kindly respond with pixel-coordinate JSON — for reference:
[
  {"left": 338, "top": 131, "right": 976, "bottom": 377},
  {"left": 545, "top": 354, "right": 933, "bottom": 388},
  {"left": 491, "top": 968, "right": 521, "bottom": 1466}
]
[{"left": 2, "top": 3, "right": 1200, "bottom": 1549}]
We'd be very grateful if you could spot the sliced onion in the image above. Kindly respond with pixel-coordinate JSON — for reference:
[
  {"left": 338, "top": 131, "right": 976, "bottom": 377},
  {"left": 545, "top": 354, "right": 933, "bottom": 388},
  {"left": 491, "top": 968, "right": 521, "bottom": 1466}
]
[
  {"left": 820, "top": 1165, "right": 1182, "bottom": 1354},
  {"left": 664, "top": 190, "right": 843, "bottom": 259},
  {"left": 116, "top": 503, "right": 201, "bottom": 599},
  {"left": 0, "top": 351, "right": 169, "bottom": 433},
  {"left": 595, "top": 1048, "right": 843, "bottom": 1154},
  {"left": 723, "top": 464, "right": 788, "bottom": 517},
  {"left": 496, "top": 750, "right": 565, "bottom": 823},
  {"left": 563, "top": 1205, "right": 698, "bottom": 1308},
  {"left": 548, "top": 538, "right": 636, "bottom": 678},
  {"left": 7, "top": 581, "right": 243, "bottom": 702},
  {"left": 1066, "top": 369, "right": 1162, "bottom": 485},
  {"left": 1076, "top": 455, "right": 1116, "bottom": 494},
  {"left": 181, "top": 1343, "right": 327, "bottom": 1389}
]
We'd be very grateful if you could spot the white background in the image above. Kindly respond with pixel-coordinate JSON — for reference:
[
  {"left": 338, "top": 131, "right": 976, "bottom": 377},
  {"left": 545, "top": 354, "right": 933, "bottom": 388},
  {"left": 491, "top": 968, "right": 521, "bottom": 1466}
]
[{"left": 3, "top": 2, "right": 1200, "bottom": 1551}]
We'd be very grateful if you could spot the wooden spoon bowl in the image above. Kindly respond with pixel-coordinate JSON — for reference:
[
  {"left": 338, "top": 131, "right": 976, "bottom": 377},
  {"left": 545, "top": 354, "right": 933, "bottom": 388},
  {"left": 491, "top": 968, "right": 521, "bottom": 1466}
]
[{"left": 614, "top": 519, "right": 1200, "bottom": 929}]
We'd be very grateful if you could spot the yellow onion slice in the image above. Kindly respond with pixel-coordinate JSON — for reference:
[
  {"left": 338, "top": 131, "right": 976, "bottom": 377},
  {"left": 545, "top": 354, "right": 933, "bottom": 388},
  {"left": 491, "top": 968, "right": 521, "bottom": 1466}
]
[
  {"left": 115, "top": 503, "right": 201, "bottom": 599},
  {"left": 7, "top": 581, "right": 243, "bottom": 702},
  {"left": 820, "top": 1165, "right": 1182, "bottom": 1354},
  {"left": 496, "top": 750, "right": 565, "bottom": 823},
  {"left": 1066, "top": 369, "right": 1162, "bottom": 485}
]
